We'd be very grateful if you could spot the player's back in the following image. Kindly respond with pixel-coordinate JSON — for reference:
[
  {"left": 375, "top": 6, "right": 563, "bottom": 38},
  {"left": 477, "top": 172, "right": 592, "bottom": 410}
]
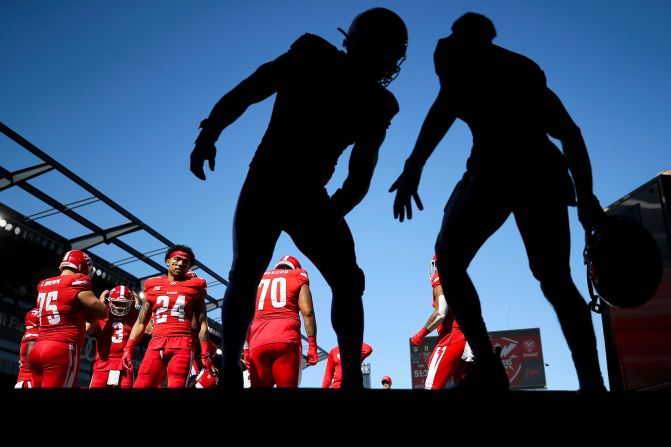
[
  {"left": 249, "top": 268, "right": 308, "bottom": 347},
  {"left": 35, "top": 273, "right": 92, "bottom": 346},
  {"left": 251, "top": 33, "right": 399, "bottom": 186}
]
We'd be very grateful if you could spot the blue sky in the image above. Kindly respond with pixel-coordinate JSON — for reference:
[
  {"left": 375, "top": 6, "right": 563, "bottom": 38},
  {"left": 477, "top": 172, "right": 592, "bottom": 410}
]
[{"left": 2, "top": 1, "right": 669, "bottom": 390}]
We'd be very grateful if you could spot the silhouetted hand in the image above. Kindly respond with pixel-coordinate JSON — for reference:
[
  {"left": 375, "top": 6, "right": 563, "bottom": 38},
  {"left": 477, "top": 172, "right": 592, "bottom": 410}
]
[
  {"left": 190, "top": 140, "right": 216, "bottom": 180},
  {"left": 577, "top": 193, "right": 606, "bottom": 233},
  {"left": 389, "top": 167, "right": 423, "bottom": 222}
]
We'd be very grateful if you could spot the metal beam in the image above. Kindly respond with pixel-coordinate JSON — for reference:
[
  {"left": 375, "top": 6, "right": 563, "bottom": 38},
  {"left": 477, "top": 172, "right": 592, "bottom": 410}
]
[
  {"left": 0, "top": 163, "right": 54, "bottom": 191},
  {"left": 69, "top": 222, "right": 142, "bottom": 250}
]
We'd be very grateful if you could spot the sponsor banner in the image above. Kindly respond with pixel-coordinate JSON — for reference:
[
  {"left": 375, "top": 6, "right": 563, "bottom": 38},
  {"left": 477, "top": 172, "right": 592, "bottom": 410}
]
[{"left": 410, "top": 327, "right": 546, "bottom": 389}]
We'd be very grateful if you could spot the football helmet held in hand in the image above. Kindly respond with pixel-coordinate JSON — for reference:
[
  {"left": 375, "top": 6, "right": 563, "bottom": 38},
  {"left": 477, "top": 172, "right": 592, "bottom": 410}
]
[
  {"left": 584, "top": 215, "right": 662, "bottom": 309},
  {"left": 194, "top": 368, "right": 219, "bottom": 389}
]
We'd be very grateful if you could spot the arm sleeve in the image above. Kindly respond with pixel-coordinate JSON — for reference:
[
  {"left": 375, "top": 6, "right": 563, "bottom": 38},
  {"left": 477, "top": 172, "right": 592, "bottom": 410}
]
[{"left": 321, "top": 351, "right": 335, "bottom": 388}]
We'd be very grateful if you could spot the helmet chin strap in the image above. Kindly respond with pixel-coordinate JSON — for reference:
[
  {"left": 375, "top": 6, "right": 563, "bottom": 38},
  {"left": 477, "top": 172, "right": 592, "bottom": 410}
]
[{"left": 584, "top": 230, "right": 603, "bottom": 314}]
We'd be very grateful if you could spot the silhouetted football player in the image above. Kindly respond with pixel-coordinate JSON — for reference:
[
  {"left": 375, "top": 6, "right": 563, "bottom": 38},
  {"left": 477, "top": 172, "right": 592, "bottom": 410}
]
[{"left": 190, "top": 8, "right": 407, "bottom": 389}]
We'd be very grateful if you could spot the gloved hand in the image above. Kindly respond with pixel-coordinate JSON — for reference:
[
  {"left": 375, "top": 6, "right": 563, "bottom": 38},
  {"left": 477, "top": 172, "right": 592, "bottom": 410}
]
[
  {"left": 410, "top": 327, "right": 429, "bottom": 347},
  {"left": 200, "top": 341, "right": 214, "bottom": 369},
  {"left": 122, "top": 338, "right": 137, "bottom": 370},
  {"left": 122, "top": 348, "right": 134, "bottom": 371},
  {"left": 389, "top": 162, "right": 424, "bottom": 222},
  {"left": 201, "top": 353, "right": 214, "bottom": 370},
  {"left": 190, "top": 119, "right": 217, "bottom": 180},
  {"left": 577, "top": 193, "right": 606, "bottom": 233},
  {"left": 306, "top": 335, "right": 318, "bottom": 366}
]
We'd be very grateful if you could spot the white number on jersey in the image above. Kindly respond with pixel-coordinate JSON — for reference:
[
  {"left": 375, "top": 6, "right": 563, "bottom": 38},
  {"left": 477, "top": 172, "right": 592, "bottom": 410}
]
[
  {"left": 155, "top": 295, "right": 186, "bottom": 323},
  {"left": 37, "top": 291, "right": 60, "bottom": 325},
  {"left": 111, "top": 321, "right": 124, "bottom": 344},
  {"left": 257, "top": 277, "right": 287, "bottom": 310}
]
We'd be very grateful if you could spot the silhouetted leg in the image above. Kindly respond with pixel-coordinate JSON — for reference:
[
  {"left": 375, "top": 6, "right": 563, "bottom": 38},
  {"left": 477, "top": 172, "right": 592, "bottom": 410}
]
[
  {"left": 435, "top": 173, "right": 511, "bottom": 390},
  {"left": 515, "top": 203, "right": 605, "bottom": 392},
  {"left": 287, "top": 191, "right": 365, "bottom": 389},
  {"left": 220, "top": 177, "right": 282, "bottom": 389}
]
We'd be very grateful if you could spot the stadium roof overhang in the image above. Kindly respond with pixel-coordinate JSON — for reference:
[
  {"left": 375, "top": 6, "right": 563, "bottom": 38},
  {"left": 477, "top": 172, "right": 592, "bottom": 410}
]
[{"left": 0, "top": 122, "right": 226, "bottom": 331}]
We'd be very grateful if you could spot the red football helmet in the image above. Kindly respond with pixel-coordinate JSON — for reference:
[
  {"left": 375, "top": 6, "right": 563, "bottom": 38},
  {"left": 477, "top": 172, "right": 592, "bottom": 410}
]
[
  {"left": 59, "top": 250, "right": 94, "bottom": 278},
  {"left": 108, "top": 285, "right": 134, "bottom": 317},
  {"left": 194, "top": 368, "right": 219, "bottom": 389},
  {"left": 381, "top": 375, "right": 392, "bottom": 385},
  {"left": 185, "top": 270, "right": 197, "bottom": 278},
  {"left": 275, "top": 255, "right": 301, "bottom": 270}
]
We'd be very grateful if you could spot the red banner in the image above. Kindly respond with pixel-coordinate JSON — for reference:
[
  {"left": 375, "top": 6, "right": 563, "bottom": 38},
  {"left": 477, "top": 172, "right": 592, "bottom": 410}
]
[{"left": 409, "top": 327, "right": 546, "bottom": 389}]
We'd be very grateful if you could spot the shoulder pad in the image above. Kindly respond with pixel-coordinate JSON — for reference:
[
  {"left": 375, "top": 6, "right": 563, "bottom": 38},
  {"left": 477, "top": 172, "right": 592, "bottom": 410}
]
[
  {"left": 290, "top": 33, "right": 338, "bottom": 55},
  {"left": 143, "top": 276, "right": 166, "bottom": 288},
  {"left": 184, "top": 277, "right": 207, "bottom": 288}
]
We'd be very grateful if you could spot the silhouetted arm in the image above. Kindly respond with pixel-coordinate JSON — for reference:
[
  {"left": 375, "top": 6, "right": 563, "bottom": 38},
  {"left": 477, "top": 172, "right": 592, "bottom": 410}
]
[
  {"left": 190, "top": 59, "right": 281, "bottom": 180},
  {"left": 390, "top": 87, "right": 457, "bottom": 221},
  {"left": 544, "top": 87, "right": 605, "bottom": 230},
  {"left": 330, "top": 127, "right": 386, "bottom": 221}
]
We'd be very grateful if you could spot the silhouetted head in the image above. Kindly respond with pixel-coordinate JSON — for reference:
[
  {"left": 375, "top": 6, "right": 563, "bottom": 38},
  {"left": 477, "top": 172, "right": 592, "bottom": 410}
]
[
  {"left": 451, "top": 12, "right": 496, "bottom": 45},
  {"left": 339, "top": 7, "right": 408, "bottom": 87}
]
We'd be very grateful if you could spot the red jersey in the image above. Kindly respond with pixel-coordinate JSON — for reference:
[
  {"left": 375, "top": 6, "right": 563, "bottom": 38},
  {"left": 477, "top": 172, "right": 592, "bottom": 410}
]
[
  {"left": 430, "top": 272, "right": 463, "bottom": 347},
  {"left": 321, "top": 342, "right": 373, "bottom": 389},
  {"left": 143, "top": 276, "right": 206, "bottom": 337},
  {"left": 248, "top": 268, "right": 309, "bottom": 348},
  {"left": 35, "top": 273, "right": 93, "bottom": 347},
  {"left": 92, "top": 308, "right": 139, "bottom": 371},
  {"left": 17, "top": 308, "right": 40, "bottom": 383}
]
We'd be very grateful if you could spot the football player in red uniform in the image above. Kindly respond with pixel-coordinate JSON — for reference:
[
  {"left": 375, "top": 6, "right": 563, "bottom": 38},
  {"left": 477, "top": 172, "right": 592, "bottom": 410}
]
[
  {"left": 87, "top": 285, "right": 139, "bottom": 388},
  {"left": 29, "top": 250, "right": 108, "bottom": 388},
  {"left": 190, "top": 7, "right": 408, "bottom": 390},
  {"left": 322, "top": 341, "right": 372, "bottom": 389},
  {"left": 410, "top": 255, "right": 469, "bottom": 389},
  {"left": 244, "top": 256, "right": 318, "bottom": 387},
  {"left": 15, "top": 308, "right": 39, "bottom": 388},
  {"left": 123, "top": 244, "right": 212, "bottom": 388}
]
